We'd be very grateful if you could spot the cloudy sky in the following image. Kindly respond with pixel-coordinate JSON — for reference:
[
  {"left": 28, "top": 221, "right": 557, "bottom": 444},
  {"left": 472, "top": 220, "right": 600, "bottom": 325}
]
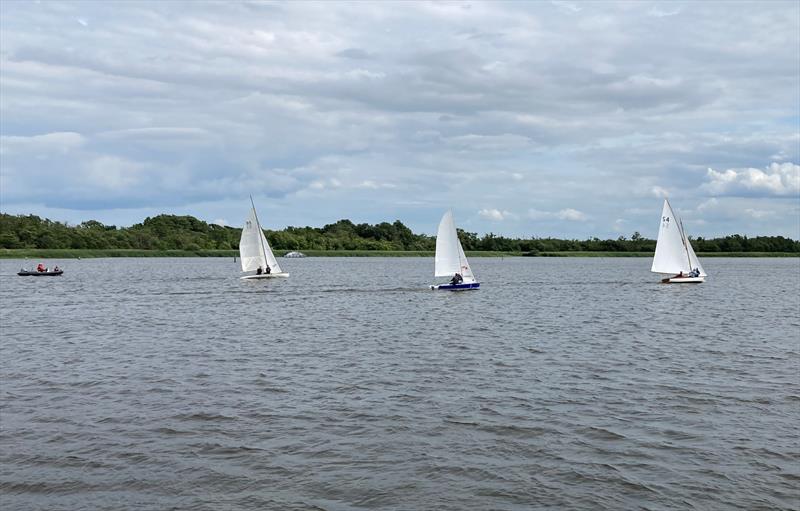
[{"left": 1, "top": 0, "right": 798, "bottom": 238}]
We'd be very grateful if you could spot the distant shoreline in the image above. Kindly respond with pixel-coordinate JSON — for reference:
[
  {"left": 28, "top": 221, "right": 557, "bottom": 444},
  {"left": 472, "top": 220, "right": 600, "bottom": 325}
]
[{"left": 1, "top": 249, "right": 797, "bottom": 259}]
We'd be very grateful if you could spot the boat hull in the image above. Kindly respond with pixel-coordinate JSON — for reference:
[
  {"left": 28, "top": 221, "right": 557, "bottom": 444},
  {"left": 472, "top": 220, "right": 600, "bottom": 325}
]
[
  {"left": 661, "top": 276, "right": 704, "bottom": 284},
  {"left": 240, "top": 272, "right": 290, "bottom": 280},
  {"left": 430, "top": 282, "right": 480, "bottom": 291},
  {"left": 17, "top": 270, "right": 63, "bottom": 277}
]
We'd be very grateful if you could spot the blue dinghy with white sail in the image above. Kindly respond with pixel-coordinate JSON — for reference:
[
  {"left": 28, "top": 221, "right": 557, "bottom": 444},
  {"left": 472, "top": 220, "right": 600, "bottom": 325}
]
[{"left": 430, "top": 210, "right": 479, "bottom": 291}]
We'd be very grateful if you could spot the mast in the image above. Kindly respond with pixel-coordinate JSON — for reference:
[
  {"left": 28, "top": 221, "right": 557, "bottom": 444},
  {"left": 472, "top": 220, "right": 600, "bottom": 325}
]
[
  {"left": 250, "top": 195, "right": 268, "bottom": 266},
  {"left": 667, "top": 198, "right": 692, "bottom": 270},
  {"left": 453, "top": 211, "right": 464, "bottom": 273},
  {"left": 679, "top": 218, "right": 692, "bottom": 269}
]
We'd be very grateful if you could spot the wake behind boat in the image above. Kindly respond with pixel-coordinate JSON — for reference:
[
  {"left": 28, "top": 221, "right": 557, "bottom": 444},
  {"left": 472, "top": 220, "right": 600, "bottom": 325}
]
[
  {"left": 651, "top": 199, "right": 706, "bottom": 284},
  {"left": 239, "top": 197, "right": 289, "bottom": 280},
  {"left": 430, "top": 210, "right": 479, "bottom": 291}
]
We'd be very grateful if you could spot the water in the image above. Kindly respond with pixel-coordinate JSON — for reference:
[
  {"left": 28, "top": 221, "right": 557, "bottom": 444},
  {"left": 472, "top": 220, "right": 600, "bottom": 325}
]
[{"left": 1, "top": 257, "right": 798, "bottom": 510}]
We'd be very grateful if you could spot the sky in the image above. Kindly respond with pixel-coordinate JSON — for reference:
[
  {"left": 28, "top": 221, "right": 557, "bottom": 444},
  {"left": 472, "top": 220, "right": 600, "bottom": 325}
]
[{"left": 1, "top": 0, "right": 798, "bottom": 239}]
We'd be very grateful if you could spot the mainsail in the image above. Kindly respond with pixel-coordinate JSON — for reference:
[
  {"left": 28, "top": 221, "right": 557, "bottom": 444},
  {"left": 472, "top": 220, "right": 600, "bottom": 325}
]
[
  {"left": 651, "top": 199, "right": 704, "bottom": 276},
  {"left": 434, "top": 210, "right": 475, "bottom": 283},
  {"left": 239, "top": 201, "right": 282, "bottom": 274}
]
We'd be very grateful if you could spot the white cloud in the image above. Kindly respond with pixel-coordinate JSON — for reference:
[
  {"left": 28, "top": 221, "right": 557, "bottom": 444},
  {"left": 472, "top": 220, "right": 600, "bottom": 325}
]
[
  {"left": 308, "top": 178, "right": 342, "bottom": 191},
  {"left": 557, "top": 208, "right": 588, "bottom": 221},
  {"left": 528, "top": 208, "right": 588, "bottom": 222},
  {"left": 356, "top": 180, "right": 396, "bottom": 190},
  {"left": 445, "top": 133, "right": 531, "bottom": 152},
  {"left": 744, "top": 208, "right": 775, "bottom": 219},
  {"left": 696, "top": 198, "right": 719, "bottom": 211},
  {"left": 86, "top": 156, "right": 143, "bottom": 191},
  {"left": 702, "top": 162, "right": 800, "bottom": 197},
  {"left": 478, "top": 208, "right": 514, "bottom": 221},
  {"left": 0, "top": 132, "right": 85, "bottom": 155},
  {"left": 212, "top": 218, "right": 228, "bottom": 226},
  {"left": 550, "top": 1, "right": 582, "bottom": 14},
  {"left": 651, "top": 186, "right": 670, "bottom": 198},
  {"left": 648, "top": 7, "right": 681, "bottom": 18}
]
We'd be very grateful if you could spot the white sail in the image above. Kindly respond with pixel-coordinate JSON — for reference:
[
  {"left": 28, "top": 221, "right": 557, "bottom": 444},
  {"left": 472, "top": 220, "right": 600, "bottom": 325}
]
[
  {"left": 240, "top": 207, "right": 267, "bottom": 272},
  {"left": 239, "top": 206, "right": 283, "bottom": 274},
  {"left": 434, "top": 210, "right": 476, "bottom": 283},
  {"left": 684, "top": 228, "right": 706, "bottom": 277},
  {"left": 652, "top": 200, "right": 691, "bottom": 274},
  {"left": 651, "top": 199, "right": 704, "bottom": 275},
  {"left": 259, "top": 227, "right": 282, "bottom": 273},
  {"left": 456, "top": 238, "right": 476, "bottom": 282}
]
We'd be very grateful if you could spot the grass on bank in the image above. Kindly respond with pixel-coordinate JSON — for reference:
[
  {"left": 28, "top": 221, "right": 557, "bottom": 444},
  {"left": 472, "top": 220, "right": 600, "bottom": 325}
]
[{"left": 1, "top": 248, "right": 798, "bottom": 259}]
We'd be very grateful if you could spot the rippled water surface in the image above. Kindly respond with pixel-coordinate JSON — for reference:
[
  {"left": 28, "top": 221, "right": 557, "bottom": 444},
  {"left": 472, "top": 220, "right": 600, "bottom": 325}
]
[{"left": 1, "top": 257, "right": 799, "bottom": 510}]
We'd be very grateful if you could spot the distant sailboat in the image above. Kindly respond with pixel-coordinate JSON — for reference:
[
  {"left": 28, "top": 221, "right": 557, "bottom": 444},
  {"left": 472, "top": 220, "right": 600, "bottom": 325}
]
[
  {"left": 430, "top": 210, "right": 480, "bottom": 290},
  {"left": 239, "top": 197, "right": 289, "bottom": 279},
  {"left": 651, "top": 199, "right": 706, "bottom": 283}
]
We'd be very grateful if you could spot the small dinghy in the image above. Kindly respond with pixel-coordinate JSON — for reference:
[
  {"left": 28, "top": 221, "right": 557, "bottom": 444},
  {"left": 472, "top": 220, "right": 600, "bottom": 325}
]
[
  {"left": 239, "top": 197, "right": 289, "bottom": 279},
  {"left": 430, "top": 210, "right": 479, "bottom": 291},
  {"left": 651, "top": 199, "right": 706, "bottom": 284},
  {"left": 18, "top": 269, "right": 63, "bottom": 277}
]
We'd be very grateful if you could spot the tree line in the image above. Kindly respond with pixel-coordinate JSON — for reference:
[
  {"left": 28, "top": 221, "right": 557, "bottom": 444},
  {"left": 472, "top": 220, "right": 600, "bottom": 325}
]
[{"left": 0, "top": 213, "right": 798, "bottom": 253}]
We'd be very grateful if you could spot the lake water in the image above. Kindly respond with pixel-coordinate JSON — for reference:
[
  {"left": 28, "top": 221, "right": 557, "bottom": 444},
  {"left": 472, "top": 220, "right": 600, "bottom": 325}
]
[{"left": 1, "top": 257, "right": 798, "bottom": 510}]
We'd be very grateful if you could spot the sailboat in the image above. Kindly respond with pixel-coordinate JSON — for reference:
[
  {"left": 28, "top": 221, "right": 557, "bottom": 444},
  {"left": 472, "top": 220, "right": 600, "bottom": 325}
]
[
  {"left": 651, "top": 199, "right": 706, "bottom": 284},
  {"left": 430, "top": 210, "right": 480, "bottom": 290},
  {"left": 239, "top": 197, "right": 289, "bottom": 279}
]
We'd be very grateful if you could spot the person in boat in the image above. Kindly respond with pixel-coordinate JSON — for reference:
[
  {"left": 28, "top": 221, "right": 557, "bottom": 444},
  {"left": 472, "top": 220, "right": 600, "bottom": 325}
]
[
  {"left": 265, "top": 265, "right": 271, "bottom": 274},
  {"left": 450, "top": 273, "right": 463, "bottom": 285},
  {"left": 53, "top": 265, "right": 60, "bottom": 272},
  {"left": 37, "top": 263, "right": 46, "bottom": 272},
  {"left": 689, "top": 268, "right": 700, "bottom": 277},
  {"left": 256, "top": 266, "right": 263, "bottom": 275}
]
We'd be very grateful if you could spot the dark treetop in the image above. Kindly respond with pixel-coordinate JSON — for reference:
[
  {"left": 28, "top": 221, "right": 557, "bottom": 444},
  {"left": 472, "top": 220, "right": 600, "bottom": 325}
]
[{"left": 1, "top": 213, "right": 798, "bottom": 254}]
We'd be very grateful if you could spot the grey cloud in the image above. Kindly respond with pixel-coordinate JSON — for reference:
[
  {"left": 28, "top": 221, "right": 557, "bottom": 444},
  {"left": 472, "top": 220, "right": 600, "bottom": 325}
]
[{"left": 1, "top": 1, "right": 798, "bottom": 237}]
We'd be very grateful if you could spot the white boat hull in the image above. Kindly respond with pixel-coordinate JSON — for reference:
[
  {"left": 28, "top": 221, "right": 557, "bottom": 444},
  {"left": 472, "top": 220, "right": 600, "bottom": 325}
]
[
  {"left": 240, "top": 272, "right": 290, "bottom": 280},
  {"left": 661, "top": 276, "right": 704, "bottom": 284}
]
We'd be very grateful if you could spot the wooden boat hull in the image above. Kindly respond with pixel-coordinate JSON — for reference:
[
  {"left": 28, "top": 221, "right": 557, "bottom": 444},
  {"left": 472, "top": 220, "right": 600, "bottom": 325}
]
[
  {"left": 661, "top": 276, "right": 704, "bottom": 284},
  {"left": 240, "top": 272, "right": 290, "bottom": 280},
  {"left": 430, "top": 282, "right": 480, "bottom": 291},
  {"left": 18, "top": 270, "right": 63, "bottom": 277}
]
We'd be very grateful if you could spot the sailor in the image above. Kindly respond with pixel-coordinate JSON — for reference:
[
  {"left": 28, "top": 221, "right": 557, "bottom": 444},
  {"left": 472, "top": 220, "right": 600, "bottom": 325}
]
[
  {"left": 450, "top": 273, "right": 463, "bottom": 285},
  {"left": 690, "top": 268, "right": 699, "bottom": 277},
  {"left": 53, "top": 266, "right": 60, "bottom": 272},
  {"left": 256, "top": 267, "right": 263, "bottom": 275},
  {"left": 37, "top": 263, "right": 46, "bottom": 272},
  {"left": 265, "top": 265, "right": 271, "bottom": 274}
]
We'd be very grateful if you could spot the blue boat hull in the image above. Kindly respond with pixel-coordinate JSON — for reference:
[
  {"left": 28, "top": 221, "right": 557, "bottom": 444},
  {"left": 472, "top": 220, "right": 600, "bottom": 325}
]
[{"left": 430, "top": 282, "right": 480, "bottom": 291}]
